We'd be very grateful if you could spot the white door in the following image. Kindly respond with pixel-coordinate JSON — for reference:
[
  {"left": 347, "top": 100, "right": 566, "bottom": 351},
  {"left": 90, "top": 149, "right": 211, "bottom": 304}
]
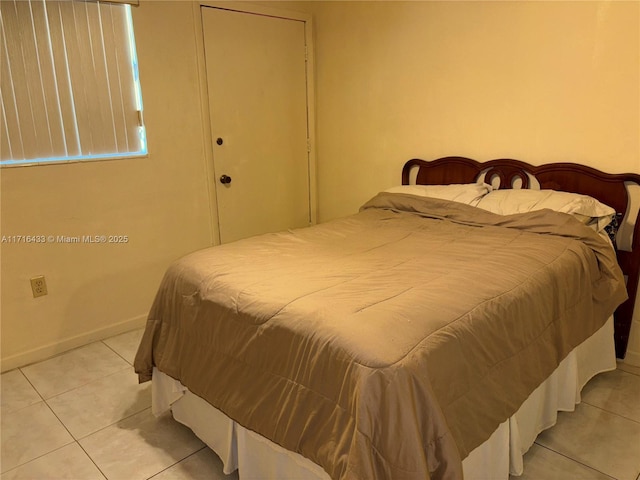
[{"left": 202, "top": 6, "right": 311, "bottom": 244}]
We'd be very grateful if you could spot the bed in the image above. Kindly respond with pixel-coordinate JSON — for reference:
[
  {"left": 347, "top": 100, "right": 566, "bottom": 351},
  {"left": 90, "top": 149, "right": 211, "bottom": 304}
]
[{"left": 135, "top": 156, "right": 640, "bottom": 480}]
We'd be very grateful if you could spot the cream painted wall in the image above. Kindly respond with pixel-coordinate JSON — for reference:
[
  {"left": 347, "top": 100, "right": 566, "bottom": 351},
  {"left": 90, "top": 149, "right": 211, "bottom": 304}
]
[
  {"left": 0, "top": 1, "right": 213, "bottom": 371},
  {"left": 300, "top": 1, "right": 640, "bottom": 221}
]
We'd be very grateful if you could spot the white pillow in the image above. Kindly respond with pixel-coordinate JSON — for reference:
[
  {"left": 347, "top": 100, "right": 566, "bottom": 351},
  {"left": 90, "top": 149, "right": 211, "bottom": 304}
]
[
  {"left": 476, "top": 189, "right": 616, "bottom": 232},
  {"left": 385, "top": 183, "right": 492, "bottom": 206}
]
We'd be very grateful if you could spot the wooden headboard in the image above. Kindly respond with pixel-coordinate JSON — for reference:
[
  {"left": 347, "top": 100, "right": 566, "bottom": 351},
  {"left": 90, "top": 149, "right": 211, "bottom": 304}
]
[{"left": 402, "top": 156, "right": 640, "bottom": 359}]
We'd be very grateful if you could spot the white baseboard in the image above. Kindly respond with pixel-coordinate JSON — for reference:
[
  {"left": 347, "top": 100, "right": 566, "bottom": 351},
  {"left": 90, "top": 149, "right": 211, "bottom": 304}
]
[{"left": 0, "top": 314, "right": 147, "bottom": 372}]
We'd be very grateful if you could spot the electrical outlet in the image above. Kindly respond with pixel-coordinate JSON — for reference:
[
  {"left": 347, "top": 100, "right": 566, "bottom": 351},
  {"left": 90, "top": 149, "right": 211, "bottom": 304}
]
[{"left": 30, "top": 275, "right": 48, "bottom": 298}]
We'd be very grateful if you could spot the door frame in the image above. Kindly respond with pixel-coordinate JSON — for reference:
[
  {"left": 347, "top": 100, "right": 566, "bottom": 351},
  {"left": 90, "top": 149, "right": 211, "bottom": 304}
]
[{"left": 192, "top": 1, "right": 317, "bottom": 245}]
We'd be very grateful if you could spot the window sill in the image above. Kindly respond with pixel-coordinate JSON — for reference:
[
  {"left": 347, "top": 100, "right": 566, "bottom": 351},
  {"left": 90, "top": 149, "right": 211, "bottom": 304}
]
[{"left": 0, "top": 152, "right": 149, "bottom": 168}]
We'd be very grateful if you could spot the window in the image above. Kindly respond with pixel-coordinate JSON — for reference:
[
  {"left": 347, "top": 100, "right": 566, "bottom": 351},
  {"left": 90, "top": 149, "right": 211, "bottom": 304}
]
[{"left": 0, "top": 0, "right": 146, "bottom": 167}]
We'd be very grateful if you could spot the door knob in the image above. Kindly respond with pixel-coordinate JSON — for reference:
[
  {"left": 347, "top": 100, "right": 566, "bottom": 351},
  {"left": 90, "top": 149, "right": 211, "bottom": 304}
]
[{"left": 219, "top": 175, "right": 232, "bottom": 184}]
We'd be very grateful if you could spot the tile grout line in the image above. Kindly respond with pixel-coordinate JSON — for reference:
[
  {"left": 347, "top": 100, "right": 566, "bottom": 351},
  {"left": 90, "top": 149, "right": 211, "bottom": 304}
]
[
  {"left": 100, "top": 339, "right": 136, "bottom": 367},
  {"left": 532, "top": 442, "right": 619, "bottom": 480},
  {"left": 0, "top": 394, "right": 76, "bottom": 474},
  {"left": 38, "top": 385, "right": 147, "bottom": 475},
  {"left": 24, "top": 363, "right": 134, "bottom": 402},
  {"left": 0, "top": 371, "right": 60, "bottom": 474},
  {"left": 76, "top": 440, "right": 109, "bottom": 480},
  {"left": 41, "top": 395, "right": 78, "bottom": 444},
  {"left": 0, "top": 443, "right": 75, "bottom": 477},
  {"left": 71, "top": 406, "right": 208, "bottom": 480},
  {"left": 580, "top": 399, "right": 640, "bottom": 426},
  {"left": 43, "top": 401, "right": 154, "bottom": 479},
  {"left": 74, "top": 406, "right": 153, "bottom": 441},
  {"left": 10, "top": 329, "right": 224, "bottom": 479},
  {"left": 18, "top": 342, "right": 133, "bottom": 400},
  {"left": 5, "top": 353, "right": 143, "bottom": 477},
  {"left": 145, "top": 446, "right": 209, "bottom": 479},
  {"left": 5, "top": 332, "right": 139, "bottom": 407},
  {"left": 16, "top": 368, "right": 45, "bottom": 403}
]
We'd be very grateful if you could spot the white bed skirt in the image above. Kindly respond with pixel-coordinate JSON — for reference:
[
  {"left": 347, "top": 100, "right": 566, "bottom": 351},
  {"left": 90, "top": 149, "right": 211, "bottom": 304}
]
[{"left": 151, "top": 318, "right": 616, "bottom": 480}]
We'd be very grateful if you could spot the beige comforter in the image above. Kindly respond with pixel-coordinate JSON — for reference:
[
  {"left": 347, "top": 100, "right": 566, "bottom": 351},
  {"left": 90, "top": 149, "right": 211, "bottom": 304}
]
[{"left": 135, "top": 193, "right": 626, "bottom": 480}]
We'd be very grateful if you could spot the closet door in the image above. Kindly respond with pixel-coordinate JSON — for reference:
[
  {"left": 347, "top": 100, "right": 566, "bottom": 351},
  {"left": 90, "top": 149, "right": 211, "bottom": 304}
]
[{"left": 202, "top": 6, "right": 311, "bottom": 244}]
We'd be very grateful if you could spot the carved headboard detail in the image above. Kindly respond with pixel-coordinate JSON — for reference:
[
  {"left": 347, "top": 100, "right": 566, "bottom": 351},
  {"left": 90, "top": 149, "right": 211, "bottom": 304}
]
[{"left": 402, "top": 156, "right": 640, "bottom": 358}]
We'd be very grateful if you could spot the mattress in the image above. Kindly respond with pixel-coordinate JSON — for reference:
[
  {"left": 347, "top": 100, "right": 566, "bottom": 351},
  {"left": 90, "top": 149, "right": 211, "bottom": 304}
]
[
  {"left": 135, "top": 193, "right": 626, "bottom": 479},
  {"left": 151, "top": 317, "right": 616, "bottom": 480}
]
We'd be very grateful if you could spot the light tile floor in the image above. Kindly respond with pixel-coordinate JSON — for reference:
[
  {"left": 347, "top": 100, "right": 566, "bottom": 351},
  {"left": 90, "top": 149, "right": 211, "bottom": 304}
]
[{"left": 1, "top": 328, "right": 639, "bottom": 480}]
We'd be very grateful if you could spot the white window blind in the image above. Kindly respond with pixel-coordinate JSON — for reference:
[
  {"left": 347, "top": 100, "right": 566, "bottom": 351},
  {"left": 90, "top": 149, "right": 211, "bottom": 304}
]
[{"left": 0, "top": 0, "right": 146, "bottom": 166}]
